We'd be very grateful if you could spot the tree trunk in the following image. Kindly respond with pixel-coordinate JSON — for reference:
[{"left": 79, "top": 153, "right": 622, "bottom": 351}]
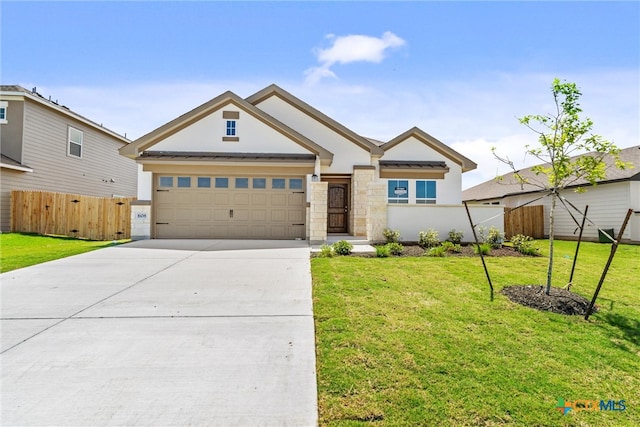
[{"left": 546, "top": 192, "right": 556, "bottom": 295}]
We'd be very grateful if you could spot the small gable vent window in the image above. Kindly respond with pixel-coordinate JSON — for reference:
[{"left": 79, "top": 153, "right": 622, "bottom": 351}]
[
  {"left": 68, "top": 126, "right": 83, "bottom": 158},
  {"left": 222, "top": 111, "right": 240, "bottom": 142},
  {"left": 226, "top": 120, "right": 236, "bottom": 136}
]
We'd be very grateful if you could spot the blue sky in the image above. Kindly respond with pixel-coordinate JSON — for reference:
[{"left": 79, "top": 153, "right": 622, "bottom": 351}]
[{"left": 2, "top": 1, "right": 639, "bottom": 188}]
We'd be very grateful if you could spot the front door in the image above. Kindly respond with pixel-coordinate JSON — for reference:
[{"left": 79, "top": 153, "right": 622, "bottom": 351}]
[{"left": 327, "top": 184, "right": 348, "bottom": 233}]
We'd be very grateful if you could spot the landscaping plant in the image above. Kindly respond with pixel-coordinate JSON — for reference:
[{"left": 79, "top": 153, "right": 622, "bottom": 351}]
[
  {"left": 318, "top": 244, "right": 334, "bottom": 258},
  {"left": 332, "top": 240, "right": 354, "bottom": 255},
  {"left": 375, "top": 245, "right": 391, "bottom": 258},
  {"left": 418, "top": 228, "right": 440, "bottom": 249},
  {"left": 382, "top": 228, "right": 401, "bottom": 244},
  {"left": 448, "top": 229, "right": 464, "bottom": 244},
  {"left": 386, "top": 242, "right": 404, "bottom": 256}
]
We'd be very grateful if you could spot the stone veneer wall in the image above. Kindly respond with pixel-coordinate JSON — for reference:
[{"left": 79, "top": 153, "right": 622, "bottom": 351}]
[
  {"left": 366, "top": 181, "right": 387, "bottom": 242},
  {"left": 351, "top": 167, "right": 375, "bottom": 237},
  {"left": 309, "top": 181, "right": 328, "bottom": 243}
]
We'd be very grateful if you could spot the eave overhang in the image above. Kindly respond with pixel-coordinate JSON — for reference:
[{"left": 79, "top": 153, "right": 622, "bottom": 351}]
[{"left": 379, "top": 160, "right": 450, "bottom": 179}]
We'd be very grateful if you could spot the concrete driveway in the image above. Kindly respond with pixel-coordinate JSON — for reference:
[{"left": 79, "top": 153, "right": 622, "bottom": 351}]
[{"left": 1, "top": 239, "right": 317, "bottom": 426}]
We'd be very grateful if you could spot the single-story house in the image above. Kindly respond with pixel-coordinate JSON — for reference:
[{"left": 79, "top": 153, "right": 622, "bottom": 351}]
[
  {"left": 121, "top": 84, "right": 502, "bottom": 242},
  {"left": 0, "top": 85, "right": 138, "bottom": 231},
  {"left": 462, "top": 145, "right": 640, "bottom": 244}
]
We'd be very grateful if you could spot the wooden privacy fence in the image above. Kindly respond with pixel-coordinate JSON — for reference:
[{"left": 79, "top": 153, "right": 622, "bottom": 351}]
[
  {"left": 11, "top": 190, "right": 135, "bottom": 240},
  {"left": 504, "top": 205, "right": 545, "bottom": 239}
]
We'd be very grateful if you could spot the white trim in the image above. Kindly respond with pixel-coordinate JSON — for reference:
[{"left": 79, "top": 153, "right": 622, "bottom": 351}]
[
  {"left": 0, "top": 162, "right": 33, "bottom": 172},
  {"left": 68, "top": 126, "right": 83, "bottom": 158}
]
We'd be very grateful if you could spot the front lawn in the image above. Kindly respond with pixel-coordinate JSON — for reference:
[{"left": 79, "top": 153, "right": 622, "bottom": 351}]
[
  {"left": 0, "top": 233, "right": 123, "bottom": 273},
  {"left": 312, "top": 240, "right": 639, "bottom": 426}
]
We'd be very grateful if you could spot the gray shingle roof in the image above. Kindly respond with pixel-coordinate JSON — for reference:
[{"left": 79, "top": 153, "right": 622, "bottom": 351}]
[{"left": 462, "top": 145, "right": 640, "bottom": 202}]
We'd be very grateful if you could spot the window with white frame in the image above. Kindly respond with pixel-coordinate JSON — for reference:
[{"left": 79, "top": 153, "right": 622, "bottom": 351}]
[
  {"left": 68, "top": 127, "right": 83, "bottom": 158},
  {"left": 0, "top": 101, "right": 7, "bottom": 124},
  {"left": 416, "top": 180, "right": 437, "bottom": 204},
  {"left": 387, "top": 180, "right": 409, "bottom": 204},
  {"left": 226, "top": 120, "right": 236, "bottom": 136}
]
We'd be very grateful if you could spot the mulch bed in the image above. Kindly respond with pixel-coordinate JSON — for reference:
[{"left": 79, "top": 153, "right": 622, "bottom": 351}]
[{"left": 501, "top": 285, "right": 596, "bottom": 316}]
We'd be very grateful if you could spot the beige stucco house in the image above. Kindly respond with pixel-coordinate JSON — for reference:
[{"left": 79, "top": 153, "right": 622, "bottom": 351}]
[
  {"left": 463, "top": 146, "right": 640, "bottom": 244},
  {"left": 0, "top": 85, "right": 138, "bottom": 232},
  {"left": 121, "top": 84, "right": 501, "bottom": 242}
]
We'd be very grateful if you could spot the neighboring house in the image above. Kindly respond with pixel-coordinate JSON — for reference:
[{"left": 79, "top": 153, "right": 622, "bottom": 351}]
[
  {"left": 121, "top": 84, "right": 501, "bottom": 242},
  {"left": 462, "top": 146, "right": 640, "bottom": 244},
  {"left": 0, "top": 85, "right": 138, "bottom": 231}
]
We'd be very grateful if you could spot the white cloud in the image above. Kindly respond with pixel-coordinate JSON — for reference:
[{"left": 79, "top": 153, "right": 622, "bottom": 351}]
[{"left": 304, "top": 31, "right": 405, "bottom": 84}]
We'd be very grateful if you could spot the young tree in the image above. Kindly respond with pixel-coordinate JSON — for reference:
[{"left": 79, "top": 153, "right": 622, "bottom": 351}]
[{"left": 493, "top": 79, "right": 627, "bottom": 295}]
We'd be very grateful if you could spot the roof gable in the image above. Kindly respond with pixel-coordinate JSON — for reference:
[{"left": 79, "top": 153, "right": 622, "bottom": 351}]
[
  {"left": 246, "top": 84, "right": 384, "bottom": 156},
  {"left": 382, "top": 127, "right": 477, "bottom": 172},
  {"left": 462, "top": 145, "right": 640, "bottom": 202},
  {"left": 120, "top": 90, "right": 333, "bottom": 163}
]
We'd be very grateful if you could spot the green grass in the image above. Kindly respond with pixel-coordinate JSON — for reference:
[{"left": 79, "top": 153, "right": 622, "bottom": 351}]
[
  {"left": 0, "top": 233, "right": 125, "bottom": 273},
  {"left": 312, "top": 240, "right": 640, "bottom": 426}
]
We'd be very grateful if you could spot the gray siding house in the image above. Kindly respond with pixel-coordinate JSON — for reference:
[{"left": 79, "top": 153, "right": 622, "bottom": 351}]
[
  {"left": 462, "top": 146, "right": 640, "bottom": 244},
  {"left": 0, "top": 85, "right": 138, "bottom": 231}
]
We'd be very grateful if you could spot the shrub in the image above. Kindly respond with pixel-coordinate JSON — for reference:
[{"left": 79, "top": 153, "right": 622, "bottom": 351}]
[
  {"left": 418, "top": 228, "right": 440, "bottom": 249},
  {"left": 375, "top": 245, "right": 391, "bottom": 258},
  {"left": 441, "top": 241, "right": 462, "bottom": 253},
  {"left": 474, "top": 243, "right": 492, "bottom": 256},
  {"left": 386, "top": 242, "right": 404, "bottom": 256},
  {"left": 486, "top": 226, "right": 505, "bottom": 249},
  {"left": 511, "top": 234, "right": 539, "bottom": 256},
  {"left": 332, "top": 240, "right": 353, "bottom": 256},
  {"left": 383, "top": 228, "right": 401, "bottom": 244},
  {"left": 448, "top": 229, "right": 464, "bottom": 245},
  {"left": 318, "top": 244, "right": 334, "bottom": 258},
  {"left": 426, "top": 246, "right": 446, "bottom": 257}
]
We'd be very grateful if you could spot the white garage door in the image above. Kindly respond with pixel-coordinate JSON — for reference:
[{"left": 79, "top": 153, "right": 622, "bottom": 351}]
[{"left": 154, "top": 175, "right": 306, "bottom": 239}]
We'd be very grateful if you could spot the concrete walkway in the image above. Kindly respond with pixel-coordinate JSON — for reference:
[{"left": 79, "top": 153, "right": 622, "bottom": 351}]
[{"left": 1, "top": 240, "right": 317, "bottom": 426}]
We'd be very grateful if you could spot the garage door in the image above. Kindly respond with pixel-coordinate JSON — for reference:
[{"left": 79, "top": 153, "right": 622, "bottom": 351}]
[{"left": 154, "top": 175, "right": 306, "bottom": 239}]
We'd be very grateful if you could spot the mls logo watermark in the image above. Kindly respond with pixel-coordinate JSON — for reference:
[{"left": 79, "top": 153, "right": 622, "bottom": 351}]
[{"left": 556, "top": 398, "right": 626, "bottom": 415}]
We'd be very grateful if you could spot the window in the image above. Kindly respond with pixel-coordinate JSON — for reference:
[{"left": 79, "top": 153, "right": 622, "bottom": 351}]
[
  {"left": 0, "top": 101, "right": 7, "bottom": 124},
  {"left": 159, "top": 176, "right": 173, "bottom": 187},
  {"left": 215, "top": 177, "right": 229, "bottom": 188},
  {"left": 272, "top": 178, "right": 286, "bottom": 189},
  {"left": 387, "top": 180, "right": 409, "bottom": 204},
  {"left": 68, "top": 127, "right": 83, "bottom": 158},
  {"left": 289, "top": 178, "right": 303, "bottom": 190},
  {"left": 235, "top": 177, "right": 249, "bottom": 189},
  {"left": 416, "top": 180, "right": 436, "bottom": 204},
  {"left": 226, "top": 120, "right": 236, "bottom": 136},
  {"left": 177, "top": 177, "right": 191, "bottom": 188},
  {"left": 197, "top": 177, "right": 211, "bottom": 188},
  {"left": 253, "top": 178, "right": 266, "bottom": 189}
]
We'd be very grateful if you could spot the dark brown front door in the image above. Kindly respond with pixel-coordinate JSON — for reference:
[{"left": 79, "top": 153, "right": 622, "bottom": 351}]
[{"left": 327, "top": 184, "right": 348, "bottom": 233}]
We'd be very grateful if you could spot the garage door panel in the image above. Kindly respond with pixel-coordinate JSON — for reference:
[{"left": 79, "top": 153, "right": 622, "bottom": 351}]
[
  {"left": 195, "top": 193, "right": 213, "bottom": 205},
  {"left": 214, "top": 193, "right": 230, "bottom": 205},
  {"left": 154, "top": 175, "right": 306, "bottom": 239},
  {"left": 271, "top": 194, "right": 287, "bottom": 206},
  {"left": 251, "top": 209, "right": 267, "bottom": 221},
  {"left": 194, "top": 209, "right": 212, "bottom": 221},
  {"left": 213, "top": 209, "right": 230, "bottom": 221},
  {"left": 234, "top": 194, "right": 250, "bottom": 205},
  {"left": 252, "top": 194, "right": 267, "bottom": 205},
  {"left": 175, "top": 208, "right": 193, "bottom": 221},
  {"left": 288, "top": 210, "right": 305, "bottom": 222}
]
